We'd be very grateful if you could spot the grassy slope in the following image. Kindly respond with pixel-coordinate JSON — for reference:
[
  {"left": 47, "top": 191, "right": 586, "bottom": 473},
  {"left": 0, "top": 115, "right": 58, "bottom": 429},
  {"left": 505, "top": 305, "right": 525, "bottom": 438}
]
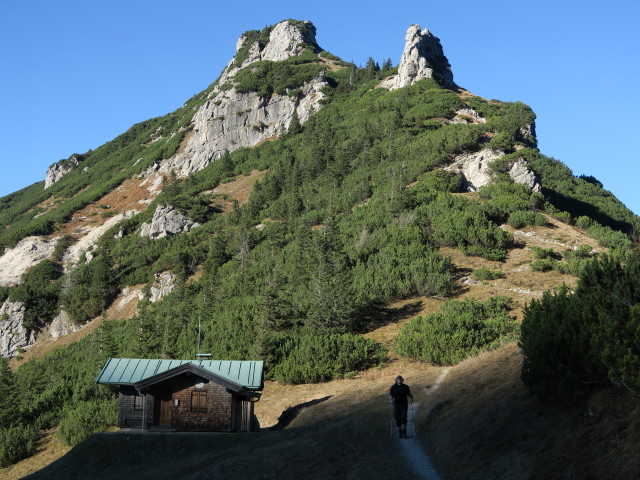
[{"left": 6, "top": 214, "right": 639, "bottom": 480}]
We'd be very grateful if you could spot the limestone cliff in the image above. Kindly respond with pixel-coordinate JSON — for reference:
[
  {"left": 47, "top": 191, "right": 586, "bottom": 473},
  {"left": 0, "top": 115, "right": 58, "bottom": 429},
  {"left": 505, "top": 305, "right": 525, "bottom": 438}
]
[{"left": 157, "top": 20, "right": 327, "bottom": 178}]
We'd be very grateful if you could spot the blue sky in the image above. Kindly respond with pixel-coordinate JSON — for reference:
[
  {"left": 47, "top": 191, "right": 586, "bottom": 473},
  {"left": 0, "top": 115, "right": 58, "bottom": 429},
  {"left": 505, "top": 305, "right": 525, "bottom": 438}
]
[{"left": 1, "top": 0, "right": 638, "bottom": 214}]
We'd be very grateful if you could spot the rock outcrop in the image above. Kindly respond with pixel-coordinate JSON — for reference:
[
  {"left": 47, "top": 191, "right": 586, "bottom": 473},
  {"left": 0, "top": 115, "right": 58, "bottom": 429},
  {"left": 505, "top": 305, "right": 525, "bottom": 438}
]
[
  {"left": 381, "top": 24, "right": 454, "bottom": 90},
  {"left": 148, "top": 271, "right": 177, "bottom": 302},
  {"left": 509, "top": 159, "right": 541, "bottom": 192},
  {"left": 140, "top": 205, "right": 200, "bottom": 239},
  {"left": 445, "top": 149, "right": 541, "bottom": 192},
  {"left": 451, "top": 108, "right": 486, "bottom": 124},
  {"left": 0, "top": 236, "right": 59, "bottom": 286},
  {"left": 157, "top": 20, "right": 327, "bottom": 178},
  {"left": 0, "top": 300, "right": 35, "bottom": 357},
  {"left": 45, "top": 155, "right": 83, "bottom": 189},
  {"left": 47, "top": 310, "right": 80, "bottom": 340}
]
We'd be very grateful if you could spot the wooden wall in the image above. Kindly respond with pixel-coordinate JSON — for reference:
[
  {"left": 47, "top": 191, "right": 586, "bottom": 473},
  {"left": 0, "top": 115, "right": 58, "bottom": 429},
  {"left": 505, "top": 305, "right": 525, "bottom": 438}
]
[
  {"left": 117, "top": 374, "right": 258, "bottom": 432},
  {"left": 170, "top": 376, "right": 233, "bottom": 432},
  {"left": 118, "top": 386, "right": 154, "bottom": 428}
]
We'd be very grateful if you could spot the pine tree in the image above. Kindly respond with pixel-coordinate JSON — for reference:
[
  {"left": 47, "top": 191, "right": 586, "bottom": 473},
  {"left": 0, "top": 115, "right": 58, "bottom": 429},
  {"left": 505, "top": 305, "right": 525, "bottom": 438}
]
[
  {"left": 287, "top": 110, "right": 302, "bottom": 136},
  {"left": 306, "top": 219, "right": 357, "bottom": 333},
  {"left": 0, "top": 358, "right": 17, "bottom": 429}
]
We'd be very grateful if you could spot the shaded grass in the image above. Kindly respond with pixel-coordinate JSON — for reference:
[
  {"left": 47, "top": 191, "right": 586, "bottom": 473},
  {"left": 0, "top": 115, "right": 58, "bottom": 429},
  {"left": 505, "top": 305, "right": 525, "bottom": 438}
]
[{"left": 23, "top": 377, "right": 421, "bottom": 480}]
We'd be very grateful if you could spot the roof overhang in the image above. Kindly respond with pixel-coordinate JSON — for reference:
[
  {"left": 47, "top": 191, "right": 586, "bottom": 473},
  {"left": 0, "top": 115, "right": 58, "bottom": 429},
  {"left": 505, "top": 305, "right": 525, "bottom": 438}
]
[{"left": 133, "top": 363, "right": 245, "bottom": 392}]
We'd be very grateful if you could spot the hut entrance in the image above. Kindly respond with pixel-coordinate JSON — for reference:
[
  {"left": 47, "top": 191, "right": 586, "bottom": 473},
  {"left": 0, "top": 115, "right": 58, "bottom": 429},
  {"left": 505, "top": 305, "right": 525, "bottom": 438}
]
[{"left": 154, "top": 388, "right": 172, "bottom": 426}]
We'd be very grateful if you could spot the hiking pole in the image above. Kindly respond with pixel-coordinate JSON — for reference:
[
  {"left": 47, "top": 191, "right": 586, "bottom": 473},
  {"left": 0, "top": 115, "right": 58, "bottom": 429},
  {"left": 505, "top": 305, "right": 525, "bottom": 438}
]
[
  {"left": 390, "top": 403, "right": 394, "bottom": 438},
  {"left": 410, "top": 398, "right": 416, "bottom": 438}
]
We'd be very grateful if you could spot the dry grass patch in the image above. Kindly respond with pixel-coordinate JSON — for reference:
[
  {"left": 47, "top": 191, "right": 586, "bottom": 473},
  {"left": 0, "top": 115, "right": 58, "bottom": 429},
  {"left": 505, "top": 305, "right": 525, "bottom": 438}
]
[
  {"left": 210, "top": 169, "right": 267, "bottom": 211},
  {"left": 53, "top": 173, "right": 165, "bottom": 238},
  {"left": 0, "top": 429, "right": 71, "bottom": 480}
]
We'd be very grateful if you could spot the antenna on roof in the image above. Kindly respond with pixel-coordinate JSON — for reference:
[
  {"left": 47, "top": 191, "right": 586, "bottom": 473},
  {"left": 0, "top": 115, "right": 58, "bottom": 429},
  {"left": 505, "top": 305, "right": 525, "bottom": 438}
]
[{"left": 196, "top": 315, "right": 212, "bottom": 360}]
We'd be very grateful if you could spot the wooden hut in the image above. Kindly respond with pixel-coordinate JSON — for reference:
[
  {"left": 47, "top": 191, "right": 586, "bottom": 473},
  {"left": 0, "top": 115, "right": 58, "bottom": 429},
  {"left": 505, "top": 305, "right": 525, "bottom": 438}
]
[{"left": 96, "top": 358, "right": 263, "bottom": 432}]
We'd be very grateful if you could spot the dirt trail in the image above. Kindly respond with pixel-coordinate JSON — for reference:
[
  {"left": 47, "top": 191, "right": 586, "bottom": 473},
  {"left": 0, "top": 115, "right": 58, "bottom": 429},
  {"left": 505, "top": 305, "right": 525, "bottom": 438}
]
[{"left": 398, "top": 369, "right": 449, "bottom": 480}]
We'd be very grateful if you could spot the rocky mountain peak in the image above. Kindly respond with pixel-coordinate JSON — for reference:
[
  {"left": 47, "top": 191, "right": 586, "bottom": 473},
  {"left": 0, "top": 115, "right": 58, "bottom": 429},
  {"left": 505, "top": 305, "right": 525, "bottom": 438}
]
[
  {"left": 381, "top": 24, "right": 454, "bottom": 90},
  {"left": 157, "top": 19, "right": 327, "bottom": 178},
  {"left": 235, "top": 20, "right": 317, "bottom": 65},
  {"left": 223, "top": 20, "right": 319, "bottom": 81}
]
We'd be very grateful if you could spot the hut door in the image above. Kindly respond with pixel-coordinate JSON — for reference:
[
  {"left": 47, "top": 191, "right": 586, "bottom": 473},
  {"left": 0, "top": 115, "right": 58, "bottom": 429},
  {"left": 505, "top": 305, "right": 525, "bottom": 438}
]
[{"left": 154, "top": 388, "right": 172, "bottom": 426}]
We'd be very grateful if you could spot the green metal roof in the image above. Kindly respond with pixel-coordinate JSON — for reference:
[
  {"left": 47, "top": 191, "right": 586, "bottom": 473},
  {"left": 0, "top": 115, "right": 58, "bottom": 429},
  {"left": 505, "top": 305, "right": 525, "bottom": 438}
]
[{"left": 96, "top": 358, "right": 264, "bottom": 390}]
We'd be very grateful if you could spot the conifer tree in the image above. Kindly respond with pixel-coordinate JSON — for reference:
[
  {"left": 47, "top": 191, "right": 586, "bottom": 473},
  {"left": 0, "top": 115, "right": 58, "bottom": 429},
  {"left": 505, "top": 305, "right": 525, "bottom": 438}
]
[
  {"left": 287, "top": 110, "right": 302, "bottom": 136},
  {"left": 0, "top": 358, "right": 17, "bottom": 429}
]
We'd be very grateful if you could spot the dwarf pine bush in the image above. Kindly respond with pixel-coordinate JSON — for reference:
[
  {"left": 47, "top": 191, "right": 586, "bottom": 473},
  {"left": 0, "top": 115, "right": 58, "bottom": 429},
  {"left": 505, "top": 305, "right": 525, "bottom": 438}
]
[
  {"left": 57, "top": 398, "right": 118, "bottom": 446},
  {"left": 396, "top": 297, "right": 518, "bottom": 365},
  {"left": 0, "top": 424, "right": 39, "bottom": 467}
]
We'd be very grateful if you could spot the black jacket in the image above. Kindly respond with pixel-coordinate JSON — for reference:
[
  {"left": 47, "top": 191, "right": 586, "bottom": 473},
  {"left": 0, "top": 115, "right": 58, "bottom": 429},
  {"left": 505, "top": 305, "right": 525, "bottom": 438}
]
[{"left": 389, "top": 383, "right": 412, "bottom": 405}]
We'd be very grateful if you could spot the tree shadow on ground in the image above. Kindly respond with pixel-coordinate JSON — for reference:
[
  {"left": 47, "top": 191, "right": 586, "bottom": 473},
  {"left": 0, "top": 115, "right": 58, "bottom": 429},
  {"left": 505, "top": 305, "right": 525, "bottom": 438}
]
[
  {"left": 269, "top": 396, "right": 333, "bottom": 430},
  {"left": 358, "top": 301, "right": 425, "bottom": 332}
]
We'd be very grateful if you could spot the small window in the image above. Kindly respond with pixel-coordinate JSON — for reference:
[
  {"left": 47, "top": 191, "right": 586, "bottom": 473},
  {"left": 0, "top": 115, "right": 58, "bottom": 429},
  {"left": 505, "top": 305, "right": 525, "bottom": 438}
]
[
  {"left": 191, "top": 391, "right": 207, "bottom": 412},
  {"left": 134, "top": 394, "right": 144, "bottom": 411}
]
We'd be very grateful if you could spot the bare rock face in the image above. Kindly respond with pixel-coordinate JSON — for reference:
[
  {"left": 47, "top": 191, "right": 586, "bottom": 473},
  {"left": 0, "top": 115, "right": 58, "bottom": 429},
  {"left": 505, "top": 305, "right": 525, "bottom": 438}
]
[
  {"left": 445, "top": 149, "right": 504, "bottom": 191},
  {"left": 255, "top": 20, "right": 317, "bottom": 63},
  {"left": 509, "top": 159, "right": 541, "bottom": 192},
  {"left": 47, "top": 310, "right": 80, "bottom": 340},
  {"left": 148, "top": 271, "right": 177, "bottom": 302},
  {"left": 451, "top": 108, "right": 486, "bottom": 124},
  {"left": 445, "top": 149, "right": 541, "bottom": 192},
  {"left": 0, "top": 300, "right": 35, "bottom": 358},
  {"left": 381, "top": 24, "right": 454, "bottom": 90},
  {"left": 0, "top": 236, "right": 59, "bottom": 287},
  {"left": 45, "top": 155, "right": 82, "bottom": 189},
  {"left": 140, "top": 205, "right": 200, "bottom": 239},
  {"left": 158, "top": 20, "right": 327, "bottom": 178}
]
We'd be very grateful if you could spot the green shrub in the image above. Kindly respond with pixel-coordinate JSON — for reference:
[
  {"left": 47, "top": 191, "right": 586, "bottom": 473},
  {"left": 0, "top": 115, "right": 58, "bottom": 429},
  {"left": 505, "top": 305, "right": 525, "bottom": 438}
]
[
  {"left": 234, "top": 61, "right": 324, "bottom": 98},
  {"left": 587, "top": 224, "right": 631, "bottom": 250},
  {"left": 0, "top": 424, "right": 39, "bottom": 467},
  {"left": 461, "top": 245, "right": 508, "bottom": 262},
  {"left": 574, "top": 215, "right": 595, "bottom": 230},
  {"left": 52, "top": 234, "right": 74, "bottom": 261},
  {"left": 531, "top": 246, "right": 558, "bottom": 259},
  {"left": 507, "top": 210, "right": 547, "bottom": 228},
  {"left": 9, "top": 259, "right": 62, "bottom": 329},
  {"left": 521, "top": 255, "right": 640, "bottom": 400},
  {"left": 56, "top": 398, "right": 118, "bottom": 446},
  {"left": 530, "top": 259, "right": 556, "bottom": 272},
  {"left": 472, "top": 268, "right": 503, "bottom": 280},
  {"left": 550, "top": 210, "right": 572, "bottom": 224},
  {"left": 416, "top": 169, "right": 461, "bottom": 193},
  {"left": 395, "top": 297, "right": 518, "bottom": 365},
  {"left": 270, "top": 333, "right": 387, "bottom": 384},
  {"left": 564, "top": 245, "right": 592, "bottom": 259}
]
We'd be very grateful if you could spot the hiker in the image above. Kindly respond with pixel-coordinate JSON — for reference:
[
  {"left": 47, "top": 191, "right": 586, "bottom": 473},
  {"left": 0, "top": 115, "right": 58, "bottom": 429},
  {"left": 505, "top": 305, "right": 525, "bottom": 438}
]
[{"left": 389, "top": 375, "right": 413, "bottom": 438}]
